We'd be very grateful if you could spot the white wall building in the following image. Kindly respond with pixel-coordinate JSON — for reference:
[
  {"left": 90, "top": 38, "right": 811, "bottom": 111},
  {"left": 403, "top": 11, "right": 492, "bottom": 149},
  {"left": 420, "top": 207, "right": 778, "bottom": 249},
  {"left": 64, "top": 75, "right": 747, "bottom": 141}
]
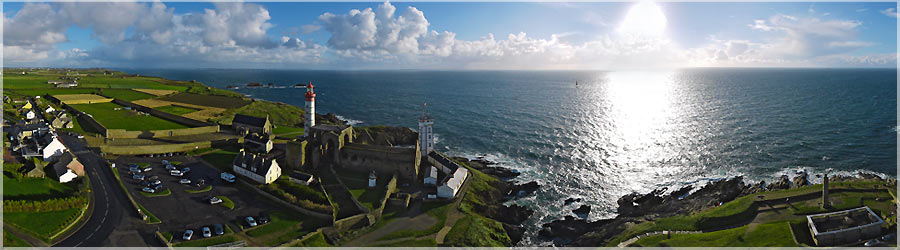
[
  {"left": 42, "top": 135, "right": 67, "bottom": 161},
  {"left": 232, "top": 150, "right": 282, "bottom": 184},
  {"left": 438, "top": 168, "right": 468, "bottom": 198}
]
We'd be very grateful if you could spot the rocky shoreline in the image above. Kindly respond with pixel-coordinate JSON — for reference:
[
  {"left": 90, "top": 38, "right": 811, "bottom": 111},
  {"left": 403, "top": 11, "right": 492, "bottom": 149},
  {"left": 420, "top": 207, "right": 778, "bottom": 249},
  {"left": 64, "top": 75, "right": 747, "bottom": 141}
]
[{"left": 536, "top": 171, "right": 895, "bottom": 246}]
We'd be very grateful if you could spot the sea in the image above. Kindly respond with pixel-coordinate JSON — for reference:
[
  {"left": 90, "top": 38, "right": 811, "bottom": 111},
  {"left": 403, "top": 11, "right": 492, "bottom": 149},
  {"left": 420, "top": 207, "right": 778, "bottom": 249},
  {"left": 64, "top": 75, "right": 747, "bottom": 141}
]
[{"left": 122, "top": 68, "right": 897, "bottom": 245}]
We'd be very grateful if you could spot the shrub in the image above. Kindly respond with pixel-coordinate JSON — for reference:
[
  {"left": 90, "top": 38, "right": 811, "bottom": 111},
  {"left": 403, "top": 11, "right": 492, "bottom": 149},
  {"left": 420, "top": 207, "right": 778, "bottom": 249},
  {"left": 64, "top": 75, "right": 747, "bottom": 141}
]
[{"left": 3, "top": 196, "right": 87, "bottom": 212}]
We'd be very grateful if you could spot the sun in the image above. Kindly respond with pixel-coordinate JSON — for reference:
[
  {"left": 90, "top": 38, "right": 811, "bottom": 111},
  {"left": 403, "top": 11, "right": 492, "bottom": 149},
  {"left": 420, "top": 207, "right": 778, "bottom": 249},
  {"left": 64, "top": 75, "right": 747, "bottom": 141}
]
[{"left": 618, "top": 1, "right": 668, "bottom": 37}]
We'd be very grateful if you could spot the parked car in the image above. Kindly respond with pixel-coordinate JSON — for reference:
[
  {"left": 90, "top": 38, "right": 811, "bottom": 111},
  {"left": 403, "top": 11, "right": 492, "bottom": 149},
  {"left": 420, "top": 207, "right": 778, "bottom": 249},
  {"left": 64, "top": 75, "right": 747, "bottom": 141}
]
[
  {"left": 257, "top": 215, "right": 270, "bottom": 225},
  {"left": 183, "top": 229, "right": 194, "bottom": 241},
  {"left": 214, "top": 224, "right": 224, "bottom": 235},
  {"left": 161, "top": 160, "right": 169, "bottom": 165},
  {"left": 865, "top": 239, "right": 880, "bottom": 247},
  {"left": 153, "top": 184, "right": 164, "bottom": 190},
  {"left": 166, "top": 164, "right": 176, "bottom": 170},
  {"left": 182, "top": 167, "right": 191, "bottom": 173},
  {"left": 132, "top": 174, "right": 145, "bottom": 180},
  {"left": 209, "top": 196, "right": 223, "bottom": 205},
  {"left": 427, "top": 194, "right": 437, "bottom": 199},
  {"left": 202, "top": 227, "right": 212, "bottom": 238},
  {"left": 180, "top": 179, "right": 191, "bottom": 184},
  {"left": 142, "top": 167, "right": 152, "bottom": 172},
  {"left": 141, "top": 187, "right": 156, "bottom": 193},
  {"left": 245, "top": 217, "right": 257, "bottom": 227},
  {"left": 170, "top": 170, "right": 183, "bottom": 176},
  {"left": 148, "top": 179, "right": 161, "bottom": 186},
  {"left": 129, "top": 164, "right": 139, "bottom": 168}
]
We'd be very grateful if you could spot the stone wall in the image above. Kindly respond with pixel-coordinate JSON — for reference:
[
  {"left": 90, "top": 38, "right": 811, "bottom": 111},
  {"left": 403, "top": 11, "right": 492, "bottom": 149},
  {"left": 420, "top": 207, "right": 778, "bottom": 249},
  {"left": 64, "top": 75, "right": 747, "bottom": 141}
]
[
  {"left": 284, "top": 139, "right": 308, "bottom": 172},
  {"left": 337, "top": 143, "right": 420, "bottom": 181},
  {"left": 112, "top": 99, "right": 212, "bottom": 127}
]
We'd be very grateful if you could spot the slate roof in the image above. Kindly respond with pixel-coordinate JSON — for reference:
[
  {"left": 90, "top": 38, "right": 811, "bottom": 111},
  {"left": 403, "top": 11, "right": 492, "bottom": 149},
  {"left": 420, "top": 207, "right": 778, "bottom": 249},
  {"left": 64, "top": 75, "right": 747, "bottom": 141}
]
[
  {"left": 232, "top": 150, "right": 276, "bottom": 176},
  {"left": 232, "top": 114, "right": 268, "bottom": 128},
  {"left": 51, "top": 152, "right": 75, "bottom": 178},
  {"left": 428, "top": 151, "right": 460, "bottom": 172}
]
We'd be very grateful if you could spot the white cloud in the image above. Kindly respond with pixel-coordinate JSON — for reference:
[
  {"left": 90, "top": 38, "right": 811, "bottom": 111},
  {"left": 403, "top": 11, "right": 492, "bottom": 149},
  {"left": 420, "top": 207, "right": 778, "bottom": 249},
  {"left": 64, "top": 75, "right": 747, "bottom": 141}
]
[
  {"left": 881, "top": 8, "right": 899, "bottom": 18},
  {"left": 301, "top": 24, "right": 321, "bottom": 34}
]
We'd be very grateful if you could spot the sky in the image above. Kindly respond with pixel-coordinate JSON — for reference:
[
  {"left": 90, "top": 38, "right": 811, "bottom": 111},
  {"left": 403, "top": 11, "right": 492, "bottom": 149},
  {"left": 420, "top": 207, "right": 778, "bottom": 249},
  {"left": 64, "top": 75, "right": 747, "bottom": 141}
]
[{"left": 2, "top": 1, "right": 898, "bottom": 69}]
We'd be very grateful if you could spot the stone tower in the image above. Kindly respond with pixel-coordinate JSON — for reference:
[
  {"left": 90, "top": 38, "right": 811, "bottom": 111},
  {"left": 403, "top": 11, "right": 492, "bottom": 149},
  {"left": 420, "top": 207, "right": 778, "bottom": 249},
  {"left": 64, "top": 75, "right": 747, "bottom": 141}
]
[
  {"left": 418, "top": 102, "right": 434, "bottom": 156},
  {"left": 822, "top": 173, "right": 831, "bottom": 209},
  {"left": 304, "top": 81, "right": 316, "bottom": 137}
]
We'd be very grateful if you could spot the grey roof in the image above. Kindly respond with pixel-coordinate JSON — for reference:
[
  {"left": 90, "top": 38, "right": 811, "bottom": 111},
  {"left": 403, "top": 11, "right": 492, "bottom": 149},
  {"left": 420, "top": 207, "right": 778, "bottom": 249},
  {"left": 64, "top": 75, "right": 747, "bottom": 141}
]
[
  {"left": 232, "top": 114, "right": 268, "bottom": 128},
  {"left": 310, "top": 124, "right": 344, "bottom": 132},
  {"left": 51, "top": 152, "right": 75, "bottom": 178},
  {"left": 428, "top": 151, "right": 460, "bottom": 171},
  {"left": 232, "top": 151, "right": 276, "bottom": 176},
  {"left": 290, "top": 172, "right": 314, "bottom": 181}
]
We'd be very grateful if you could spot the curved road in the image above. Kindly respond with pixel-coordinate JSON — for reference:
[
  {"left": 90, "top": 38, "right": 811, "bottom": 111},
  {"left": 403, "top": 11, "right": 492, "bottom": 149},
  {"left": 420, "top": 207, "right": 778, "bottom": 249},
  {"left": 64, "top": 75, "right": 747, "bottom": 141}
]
[{"left": 55, "top": 134, "right": 128, "bottom": 247}]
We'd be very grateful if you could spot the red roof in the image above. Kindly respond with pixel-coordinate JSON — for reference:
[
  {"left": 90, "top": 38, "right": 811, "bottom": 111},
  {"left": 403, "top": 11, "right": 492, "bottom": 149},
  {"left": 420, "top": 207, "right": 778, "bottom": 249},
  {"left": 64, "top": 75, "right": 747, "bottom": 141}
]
[{"left": 306, "top": 81, "right": 314, "bottom": 89}]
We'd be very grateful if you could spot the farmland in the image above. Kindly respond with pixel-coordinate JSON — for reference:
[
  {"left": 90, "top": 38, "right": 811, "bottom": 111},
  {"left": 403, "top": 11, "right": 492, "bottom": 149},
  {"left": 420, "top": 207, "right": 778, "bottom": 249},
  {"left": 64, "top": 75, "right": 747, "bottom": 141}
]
[
  {"left": 154, "top": 105, "right": 199, "bottom": 115},
  {"left": 69, "top": 102, "right": 189, "bottom": 130},
  {"left": 160, "top": 93, "right": 251, "bottom": 109},
  {"left": 98, "top": 89, "right": 156, "bottom": 101}
]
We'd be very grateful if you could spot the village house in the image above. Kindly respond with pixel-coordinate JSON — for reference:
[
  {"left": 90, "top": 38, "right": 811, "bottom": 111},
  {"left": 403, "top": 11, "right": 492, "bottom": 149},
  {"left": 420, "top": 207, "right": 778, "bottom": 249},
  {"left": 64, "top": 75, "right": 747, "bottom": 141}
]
[
  {"left": 243, "top": 133, "right": 273, "bottom": 153},
  {"left": 50, "top": 112, "right": 74, "bottom": 129},
  {"left": 50, "top": 152, "right": 85, "bottom": 183},
  {"left": 232, "top": 114, "right": 272, "bottom": 136},
  {"left": 55, "top": 81, "right": 78, "bottom": 88},
  {"left": 232, "top": 149, "right": 282, "bottom": 184},
  {"left": 427, "top": 151, "right": 469, "bottom": 199}
]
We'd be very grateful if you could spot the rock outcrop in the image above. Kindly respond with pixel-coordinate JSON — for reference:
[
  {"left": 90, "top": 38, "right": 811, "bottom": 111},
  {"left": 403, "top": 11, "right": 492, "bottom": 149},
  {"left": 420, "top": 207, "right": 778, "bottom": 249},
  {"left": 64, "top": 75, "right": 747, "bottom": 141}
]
[{"left": 792, "top": 172, "right": 809, "bottom": 188}]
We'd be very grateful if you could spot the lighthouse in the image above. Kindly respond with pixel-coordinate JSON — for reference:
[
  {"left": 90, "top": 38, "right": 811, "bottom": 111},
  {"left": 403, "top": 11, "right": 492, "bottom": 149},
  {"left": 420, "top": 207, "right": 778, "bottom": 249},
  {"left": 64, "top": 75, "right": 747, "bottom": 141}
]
[
  {"left": 304, "top": 81, "right": 316, "bottom": 137},
  {"left": 418, "top": 102, "right": 434, "bottom": 156}
]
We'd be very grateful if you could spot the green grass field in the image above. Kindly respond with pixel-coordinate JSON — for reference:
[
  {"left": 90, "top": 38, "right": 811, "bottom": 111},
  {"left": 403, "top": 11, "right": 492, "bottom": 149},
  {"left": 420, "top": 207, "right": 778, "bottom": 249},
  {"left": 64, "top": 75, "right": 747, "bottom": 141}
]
[
  {"left": 200, "top": 150, "right": 238, "bottom": 172},
  {"left": 216, "top": 195, "right": 235, "bottom": 209},
  {"left": 2, "top": 174, "right": 78, "bottom": 200},
  {"left": 3, "top": 230, "right": 31, "bottom": 247},
  {"left": 272, "top": 126, "right": 305, "bottom": 136},
  {"left": 212, "top": 100, "right": 303, "bottom": 126},
  {"left": 173, "top": 234, "right": 237, "bottom": 247},
  {"left": 293, "top": 231, "right": 331, "bottom": 247},
  {"left": 244, "top": 211, "right": 327, "bottom": 246},
  {"left": 98, "top": 89, "right": 156, "bottom": 101},
  {"left": 378, "top": 202, "right": 452, "bottom": 241},
  {"left": 155, "top": 105, "right": 199, "bottom": 115},
  {"left": 3, "top": 208, "right": 81, "bottom": 240},
  {"left": 160, "top": 93, "right": 250, "bottom": 109},
  {"left": 342, "top": 175, "right": 385, "bottom": 211},
  {"left": 633, "top": 221, "right": 796, "bottom": 247},
  {"left": 80, "top": 76, "right": 189, "bottom": 91},
  {"left": 2, "top": 75, "right": 57, "bottom": 89},
  {"left": 10, "top": 88, "right": 99, "bottom": 97},
  {"left": 69, "top": 102, "right": 189, "bottom": 130}
]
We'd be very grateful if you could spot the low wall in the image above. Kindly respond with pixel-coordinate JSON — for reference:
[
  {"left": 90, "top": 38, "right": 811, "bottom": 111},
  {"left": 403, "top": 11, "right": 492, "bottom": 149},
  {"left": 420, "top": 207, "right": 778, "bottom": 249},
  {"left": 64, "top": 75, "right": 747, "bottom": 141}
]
[
  {"left": 332, "top": 213, "right": 370, "bottom": 233},
  {"left": 105, "top": 125, "right": 219, "bottom": 139},
  {"left": 237, "top": 178, "right": 333, "bottom": 220},
  {"left": 370, "top": 174, "right": 398, "bottom": 219},
  {"left": 61, "top": 103, "right": 108, "bottom": 135}
]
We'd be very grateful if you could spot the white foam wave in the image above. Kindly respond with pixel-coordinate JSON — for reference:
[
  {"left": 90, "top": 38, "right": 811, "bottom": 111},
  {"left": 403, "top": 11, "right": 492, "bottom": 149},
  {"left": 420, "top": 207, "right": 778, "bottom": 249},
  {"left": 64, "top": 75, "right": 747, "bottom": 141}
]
[{"left": 335, "top": 115, "right": 363, "bottom": 126}]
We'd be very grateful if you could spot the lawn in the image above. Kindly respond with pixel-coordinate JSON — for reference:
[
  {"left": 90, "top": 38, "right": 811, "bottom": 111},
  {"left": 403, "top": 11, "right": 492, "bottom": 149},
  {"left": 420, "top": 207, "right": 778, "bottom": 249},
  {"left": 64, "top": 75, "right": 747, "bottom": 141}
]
[
  {"left": 293, "top": 231, "right": 331, "bottom": 247},
  {"left": 80, "top": 76, "right": 189, "bottom": 91},
  {"left": 216, "top": 195, "right": 235, "bottom": 209},
  {"left": 377, "top": 202, "right": 452, "bottom": 241},
  {"left": 273, "top": 126, "right": 305, "bottom": 136},
  {"left": 3, "top": 231, "right": 31, "bottom": 247},
  {"left": 212, "top": 100, "right": 304, "bottom": 127},
  {"left": 155, "top": 105, "right": 199, "bottom": 115},
  {"left": 98, "top": 89, "right": 156, "bottom": 101},
  {"left": 139, "top": 188, "right": 172, "bottom": 197},
  {"left": 341, "top": 173, "right": 386, "bottom": 211},
  {"left": 173, "top": 235, "right": 237, "bottom": 247},
  {"left": 2, "top": 75, "right": 58, "bottom": 89},
  {"left": 2, "top": 174, "right": 78, "bottom": 200},
  {"left": 373, "top": 238, "right": 438, "bottom": 247},
  {"left": 69, "top": 102, "right": 189, "bottom": 130},
  {"left": 244, "top": 211, "right": 327, "bottom": 246},
  {"left": 3, "top": 208, "right": 82, "bottom": 241},
  {"left": 200, "top": 150, "right": 239, "bottom": 172},
  {"left": 632, "top": 221, "right": 796, "bottom": 247}
]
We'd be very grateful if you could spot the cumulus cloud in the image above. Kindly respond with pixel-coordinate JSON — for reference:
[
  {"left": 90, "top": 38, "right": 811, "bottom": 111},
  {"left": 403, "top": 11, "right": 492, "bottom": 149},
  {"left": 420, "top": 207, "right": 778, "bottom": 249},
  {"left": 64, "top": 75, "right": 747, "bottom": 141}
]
[{"left": 881, "top": 8, "right": 899, "bottom": 18}]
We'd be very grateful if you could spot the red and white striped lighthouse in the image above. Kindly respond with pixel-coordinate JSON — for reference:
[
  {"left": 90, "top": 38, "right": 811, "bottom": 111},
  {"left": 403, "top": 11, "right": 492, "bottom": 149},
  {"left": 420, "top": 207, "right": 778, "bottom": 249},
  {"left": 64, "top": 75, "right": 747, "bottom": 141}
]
[{"left": 304, "top": 81, "right": 316, "bottom": 137}]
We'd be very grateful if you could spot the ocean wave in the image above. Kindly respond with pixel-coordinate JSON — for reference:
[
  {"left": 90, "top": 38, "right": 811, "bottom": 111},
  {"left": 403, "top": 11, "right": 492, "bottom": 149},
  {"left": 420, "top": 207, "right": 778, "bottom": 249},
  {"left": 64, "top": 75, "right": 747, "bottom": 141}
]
[{"left": 335, "top": 115, "right": 364, "bottom": 126}]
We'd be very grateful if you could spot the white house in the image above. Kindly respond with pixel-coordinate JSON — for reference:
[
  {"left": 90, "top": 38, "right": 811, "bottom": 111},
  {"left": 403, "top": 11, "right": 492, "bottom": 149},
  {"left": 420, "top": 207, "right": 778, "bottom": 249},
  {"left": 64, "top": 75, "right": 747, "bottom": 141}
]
[
  {"left": 438, "top": 168, "right": 468, "bottom": 198},
  {"left": 232, "top": 150, "right": 281, "bottom": 184},
  {"left": 424, "top": 166, "right": 438, "bottom": 186},
  {"left": 25, "top": 110, "right": 36, "bottom": 120},
  {"left": 41, "top": 135, "right": 67, "bottom": 161}
]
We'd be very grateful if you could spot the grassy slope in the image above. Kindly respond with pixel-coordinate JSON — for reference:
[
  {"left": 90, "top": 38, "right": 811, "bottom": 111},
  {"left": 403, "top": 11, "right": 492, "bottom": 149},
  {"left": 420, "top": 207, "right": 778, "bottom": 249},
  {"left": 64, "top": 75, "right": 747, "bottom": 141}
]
[
  {"left": 244, "top": 211, "right": 328, "bottom": 246},
  {"left": 3, "top": 209, "right": 81, "bottom": 240},
  {"left": 155, "top": 105, "right": 200, "bottom": 115},
  {"left": 2, "top": 174, "right": 77, "bottom": 199},
  {"left": 69, "top": 102, "right": 189, "bottom": 130},
  {"left": 443, "top": 162, "right": 511, "bottom": 247},
  {"left": 213, "top": 101, "right": 305, "bottom": 127},
  {"left": 633, "top": 221, "right": 796, "bottom": 247},
  {"left": 3, "top": 230, "right": 31, "bottom": 247},
  {"left": 293, "top": 231, "right": 332, "bottom": 247}
]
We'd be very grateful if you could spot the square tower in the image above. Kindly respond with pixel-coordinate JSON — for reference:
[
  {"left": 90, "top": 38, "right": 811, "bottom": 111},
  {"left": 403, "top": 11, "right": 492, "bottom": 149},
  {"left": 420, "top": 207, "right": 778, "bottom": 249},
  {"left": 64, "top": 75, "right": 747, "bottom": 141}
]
[{"left": 418, "top": 103, "right": 434, "bottom": 156}]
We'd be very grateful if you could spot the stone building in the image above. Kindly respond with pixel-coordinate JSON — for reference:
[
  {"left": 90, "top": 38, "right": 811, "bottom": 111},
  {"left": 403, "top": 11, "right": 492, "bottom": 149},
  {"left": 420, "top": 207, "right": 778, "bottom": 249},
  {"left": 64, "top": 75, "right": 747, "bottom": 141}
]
[
  {"left": 232, "top": 114, "right": 272, "bottom": 136},
  {"left": 232, "top": 149, "right": 282, "bottom": 184},
  {"left": 807, "top": 206, "right": 884, "bottom": 246}
]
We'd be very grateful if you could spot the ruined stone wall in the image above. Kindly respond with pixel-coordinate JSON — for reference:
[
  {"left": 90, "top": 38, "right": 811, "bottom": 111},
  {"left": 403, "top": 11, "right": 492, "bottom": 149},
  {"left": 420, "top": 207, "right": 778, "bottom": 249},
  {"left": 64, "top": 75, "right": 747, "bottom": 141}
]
[{"left": 336, "top": 143, "right": 420, "bottom": 181}]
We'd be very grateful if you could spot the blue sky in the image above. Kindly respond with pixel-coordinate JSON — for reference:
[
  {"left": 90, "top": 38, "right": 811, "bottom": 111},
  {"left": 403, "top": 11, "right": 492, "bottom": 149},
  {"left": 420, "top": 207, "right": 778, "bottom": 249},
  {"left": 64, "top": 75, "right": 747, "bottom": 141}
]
[{"left": 2, "top": 1, "right": 897, "bottom": 69}]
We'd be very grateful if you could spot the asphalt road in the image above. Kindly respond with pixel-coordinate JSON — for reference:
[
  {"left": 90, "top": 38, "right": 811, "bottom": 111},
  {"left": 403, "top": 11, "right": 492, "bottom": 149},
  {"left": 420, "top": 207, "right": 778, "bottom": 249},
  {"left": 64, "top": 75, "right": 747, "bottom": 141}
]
[{"left": 54, "top": 134, "right": 130, "bottom": 247}]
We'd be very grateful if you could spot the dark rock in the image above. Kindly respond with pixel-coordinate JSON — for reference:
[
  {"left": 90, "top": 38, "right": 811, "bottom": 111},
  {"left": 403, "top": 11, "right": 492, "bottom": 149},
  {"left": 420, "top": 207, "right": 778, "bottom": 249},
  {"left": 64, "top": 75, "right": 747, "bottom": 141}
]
[
  {"left": 539, "top": 216, "right": 614, "bottom": 243},
  {"left": 573, "top": 205, "right": 591, "bottom": 215},
  {"left": 742, "top": 181, "right": 766, "bottom": 196},
  {"left": 792, "top": 172, "right": 809, "bottom": 188},
  {"left": 507, "top": 181, "right": 540, "bottom": 198},
  {"left": 858, "top": 172, "right": 883, "bottom": 181},
  {"left": 480, "top": 166, "right": 520, "bottom": 179},
  {"left": 503, "top": 223, "right": 525, "bottom": 245},
  {"left": 564, "top": 197, "right": 583, "bottom": 205},
  {"left": 493, "top": 204, "right": 534, "bottom": 224},
  {"left": 769, "top": 175, "right": 791, "bottom": 190}
]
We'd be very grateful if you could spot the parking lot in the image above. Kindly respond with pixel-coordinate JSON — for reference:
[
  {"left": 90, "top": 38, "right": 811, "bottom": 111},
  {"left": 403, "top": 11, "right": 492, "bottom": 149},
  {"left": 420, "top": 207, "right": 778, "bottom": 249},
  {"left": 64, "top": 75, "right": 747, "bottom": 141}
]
[{"left": 115, "top": 156, "right": 278, "bottom": 244}]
